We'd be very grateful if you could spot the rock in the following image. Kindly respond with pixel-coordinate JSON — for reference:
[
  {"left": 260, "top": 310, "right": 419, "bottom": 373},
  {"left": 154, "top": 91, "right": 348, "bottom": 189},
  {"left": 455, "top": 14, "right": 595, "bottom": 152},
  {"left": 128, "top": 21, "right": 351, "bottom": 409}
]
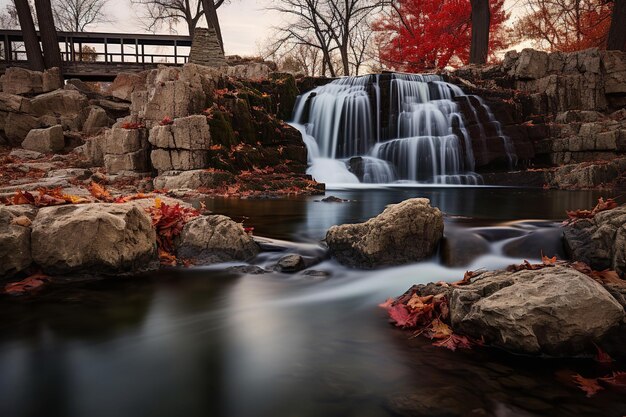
[
  {"left": 176, "top": 215, "right": 260, "bottom": 264},
  {"left": 5, "top": 112, "right": 39, "bottom": 145},
  {"left": 150, "top": 149, "right": 209, "bottom": 172},
  {"left": 83, "top": 106, "right": 111, "bottom": 135},
  {"left": 83, "top": 133, "right": 107, "bottom": 166},
  {"left": 47, "top": 168, "right": 92, "bottom": 180},
  {"left": 1, "top": 67, "right": 43, "bottom": 95},
  {"left": 226, "top": 265, "right": 270, "bottom": 275},
  {"left": 321, "top": 195, "right": 348, "bottom": 203},
  {"left": 550, "top": 158, "right": 626, "bottom": 189},
  {"left": 564, "top": 204, "right": 626, "bottom": 276},
  {"left": 325, "top": 198, "right": 444, "bottom": 268},
  {"left": 0, "top": 206, "right": 36, "bottom": 278},
  {"left": 153, "top": 169, "right": 235, "bottom": 190},
  {"left": 225, "top": 63, "right": 272, "bottom": 80},
  {"left": 275, "top": 254, "right": 306, "bottom": 273},
  {"left": 41, "top": 67, "right": 62, "bottom": 92},
  {"left": 148, "top": 115, "right": 211, "bottom": 150},
  {"left": 29, "top": 89, "right": 89, "bottom": 118},
  {"left": 142, "top": 80, "right": 205, "bottom": 121},
  {"left": 0, "top": 92, "right": 31, "bottom": 113},
  {"left": 21, "top": 125, "right": 64, "bottom": 153},
  {"left": 440, "top": 231, "right": 491, "bottom": 268},
  {"left": 502, "top": 227, "right": 567, "bottom": 260},
  {"left": 9, "top": 149, "right": 43, "bottom": 160},
  {"left": 450, "top": 266, "right": 624, "bottom": 355},
  {"left": 104, "top": 126, "right": 148, "bottom": 155},
  {"left": 107, "top": 72, "right": 148, "bottom": 101},
  {"left": 510, "top": 49, "right": 549, "bottom": 80},
  {"left": 104, "top": 149, "right": 150, "bottom": 174},
  {"left": 31, "top": 203, "right": 158, "bottom": 276}
]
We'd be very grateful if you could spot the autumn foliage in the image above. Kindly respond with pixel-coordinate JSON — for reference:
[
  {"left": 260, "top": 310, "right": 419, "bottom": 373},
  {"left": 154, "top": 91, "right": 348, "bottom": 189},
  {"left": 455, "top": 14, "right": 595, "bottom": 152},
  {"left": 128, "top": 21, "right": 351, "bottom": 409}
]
[
  {"left": 514, "top": 0, "right": 613, "bottom": 51},
  {"left": 372, "top": 0, "right": 510, "bottom": 71}
]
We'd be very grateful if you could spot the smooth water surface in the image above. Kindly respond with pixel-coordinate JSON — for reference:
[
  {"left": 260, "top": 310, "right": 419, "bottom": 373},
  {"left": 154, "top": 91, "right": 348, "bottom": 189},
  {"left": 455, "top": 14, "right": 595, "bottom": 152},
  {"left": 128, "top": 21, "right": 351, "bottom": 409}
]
[{"left": 1, "top": 187, "right": 625, "bottom": 417}]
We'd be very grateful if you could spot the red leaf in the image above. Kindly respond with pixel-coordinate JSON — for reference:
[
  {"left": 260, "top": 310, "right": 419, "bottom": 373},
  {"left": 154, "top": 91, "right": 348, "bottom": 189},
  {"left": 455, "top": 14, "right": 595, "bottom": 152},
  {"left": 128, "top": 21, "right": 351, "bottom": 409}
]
[
  {"left": 599, "top": 372, "right": 626, "bottom": 392},
  {"left": 594, "top": 344, "right": 613, "bottom": 364},
  {"left": 387, "top": 304, "right": 418, "bottom": 328},
  {"left": 4, "top": 273, "right": 49, "bottom": 296},
  {"left": 572, "top": 374, "right": 604, "bottom": 397},
  {"left": 432, "top": 334, "right": 472, "bottom": 351}
]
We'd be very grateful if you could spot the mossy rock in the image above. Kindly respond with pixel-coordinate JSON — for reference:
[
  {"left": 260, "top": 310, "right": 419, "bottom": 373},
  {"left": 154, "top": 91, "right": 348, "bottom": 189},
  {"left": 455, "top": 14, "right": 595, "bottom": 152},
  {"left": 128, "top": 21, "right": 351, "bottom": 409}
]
[
  {"left": 269, "top": 73, "right": 299, "bottom": 121},
  {"left": 208, "top": 110, "right": 236, "bottom": 147}
]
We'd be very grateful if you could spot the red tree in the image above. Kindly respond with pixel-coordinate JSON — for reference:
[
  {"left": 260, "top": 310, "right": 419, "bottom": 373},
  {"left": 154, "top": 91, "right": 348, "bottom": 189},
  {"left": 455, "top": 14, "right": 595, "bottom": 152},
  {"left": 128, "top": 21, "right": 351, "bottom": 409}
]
[{"left": 372, "top": 0, "right": 510, "bottom": 72}]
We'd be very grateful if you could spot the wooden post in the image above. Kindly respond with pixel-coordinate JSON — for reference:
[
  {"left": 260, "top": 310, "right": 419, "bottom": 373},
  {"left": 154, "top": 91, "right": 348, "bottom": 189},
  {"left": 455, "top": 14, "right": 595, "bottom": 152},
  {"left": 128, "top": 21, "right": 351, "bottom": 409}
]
[
  {"left": 104, "top": 37, "right": 108, "bottom": 62},
  {"left": 14, "top": 0, "right": 45, "bottom": 70},
  {"left": 121, "top": 38, "right": 124, "bottom": 62},
  {"left": 174, "top": 40, "right": 178, "bottom": 64},
  {"left": 135, "top": 38, "right": 139, "bottom": 63},
  {"left": 141, "top": 43, "right": 145, "bottom": 64},
  {"left": 3, "top": 34, "right": 10, "bottom": 63}
]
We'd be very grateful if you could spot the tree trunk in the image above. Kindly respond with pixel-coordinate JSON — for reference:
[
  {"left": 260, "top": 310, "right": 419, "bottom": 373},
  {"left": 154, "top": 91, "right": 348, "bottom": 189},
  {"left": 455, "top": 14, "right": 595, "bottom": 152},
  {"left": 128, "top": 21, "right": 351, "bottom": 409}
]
[
  {"left": 201, "top": 0, "right": 224, "bottom": 52},
  {"left": 607, "top": 0, "right": 626, "bottom": 51},
  {"left": 469, "top": 0, "right": 490, "bottom": 64},
  {"left": 34, "top": 0, "right": 63, "bottom": 74},
  {"left": 14, "top": 0, "right": 45, "bottom": 71}
]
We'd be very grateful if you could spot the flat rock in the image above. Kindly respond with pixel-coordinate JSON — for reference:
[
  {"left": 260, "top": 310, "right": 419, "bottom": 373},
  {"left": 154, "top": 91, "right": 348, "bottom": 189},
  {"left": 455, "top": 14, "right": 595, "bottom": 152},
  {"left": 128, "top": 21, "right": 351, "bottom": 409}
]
[
  {"left": 21, "top": 125, "right": 64, "bottom": 153},
  {"left": 9, "top": 149, "right": 44, "bottom": 160},
  {"left": 450, "top": 266, "right": 625, "bottom": 355},
  {"left": 325, "top": 198, "right": 444, "bottom": 268},
  {"left": 153, "top": 169, "right": 235, "bottom": 190},
  {"left": 0, "top": 206, "right": 37, "bottom": 278}
]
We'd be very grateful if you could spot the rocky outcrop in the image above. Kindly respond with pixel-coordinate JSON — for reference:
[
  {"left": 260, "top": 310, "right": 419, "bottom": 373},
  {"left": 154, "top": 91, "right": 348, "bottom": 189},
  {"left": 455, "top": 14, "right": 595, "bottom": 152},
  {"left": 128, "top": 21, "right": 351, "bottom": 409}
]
[
  {"left": 106, "top": 72, "right": 148, "bottom": 101},
  {"left": 325, "top": 198, "right": 444, "bottom": 268},
  {"left": 31, "top": 203, "right": 158, "bottom": 276},
  {"left": 564, "top": 205, "right": 626, "bottom": 276},
  {"left": 21, "top": 125, "right": 64, "bottom": 153},
  {"left": 176, "top": 215, "right": 259, "bottom": 263},
  {"left": 0, "top": 205, "right": 36, "bottom": 278},
  {"left": 450, "top": 266, "right": 625, "bottom": 355}
]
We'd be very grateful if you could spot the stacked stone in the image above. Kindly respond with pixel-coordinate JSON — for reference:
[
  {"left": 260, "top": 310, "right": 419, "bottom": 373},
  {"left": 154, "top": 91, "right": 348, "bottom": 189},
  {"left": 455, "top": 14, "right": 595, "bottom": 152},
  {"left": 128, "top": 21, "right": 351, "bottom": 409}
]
[
  {"left": 188, "top": 27, "right": 227, "bottom": 68},
  {"left": 103, "top": 124, "right": 150, "bottom": 174},
  {"left": 148, "top": 115, "right": 211, "bottom": 173}
]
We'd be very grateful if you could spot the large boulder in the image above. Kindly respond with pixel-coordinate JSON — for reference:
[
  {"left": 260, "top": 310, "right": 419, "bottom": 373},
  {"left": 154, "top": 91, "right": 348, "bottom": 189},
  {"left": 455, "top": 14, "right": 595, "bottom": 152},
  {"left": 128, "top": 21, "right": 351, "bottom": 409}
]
[
  {"left": 325, "top": 198, "right": 444, "bottom": 268},
  {"left": 21, "top": 125, "right": 65, "bottom": 153},
  {"left": 83, "top": 106, "right": 111, "bottom": 135},
  {"left": 0, "top": 67, "right": 61, "bottom": 95},
  {"left": 176, "top": 215, "right": 259, "bottom": 264},
  {"left": 148, "top": 115, "right": 211, "bottom": 150},
  {"left": 29, "top": 89, "right": 89, "bottom": 118},
  {"left": 5, "top": 112, "right": 39, "bottom": 145},
  {"left": 450, "top": 266, "right": 625, "bottom": 355},
  {"left": 564, "top": 204, "right": 626, "bottom": 276},
  {"left": 31, "top": 203, "right": 158, "bottom": 276},
  {"left": 0, "top": 206, "right": 36, "bottom": 279}
]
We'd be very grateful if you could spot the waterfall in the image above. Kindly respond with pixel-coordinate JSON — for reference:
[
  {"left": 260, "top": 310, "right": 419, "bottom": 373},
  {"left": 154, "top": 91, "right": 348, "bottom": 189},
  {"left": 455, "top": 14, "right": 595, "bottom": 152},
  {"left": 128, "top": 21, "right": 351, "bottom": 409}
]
[{"left": 290, "top": 73, "right": 516, "bottom": 184}]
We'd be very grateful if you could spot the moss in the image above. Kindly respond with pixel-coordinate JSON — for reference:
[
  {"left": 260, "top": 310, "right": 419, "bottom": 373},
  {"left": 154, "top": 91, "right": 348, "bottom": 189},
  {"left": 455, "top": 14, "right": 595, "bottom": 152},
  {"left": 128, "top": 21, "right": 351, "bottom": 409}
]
[
  {"left": 208, "top": 111, "right": 236, "bottom": 147},
  {"left": 269, "top": 72, "right": 299, "bottom": 121}
]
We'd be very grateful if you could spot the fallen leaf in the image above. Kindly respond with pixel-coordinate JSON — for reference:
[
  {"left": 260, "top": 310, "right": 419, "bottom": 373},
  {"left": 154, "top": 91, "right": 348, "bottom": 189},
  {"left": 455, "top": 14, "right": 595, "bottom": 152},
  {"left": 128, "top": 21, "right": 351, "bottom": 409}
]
[
  {"left": 594, "top": 344, "right": 613, "bottom": 364},
  {"left": 599, "top": 372, "right": 626, "bottom": 392},
  {"left": 387, "top": 304, "right": 418, "bottom": 328},
  {"left": 572, "top": 374, "right": 603, "bottom": 397},
  {"left": 432, "top": 334, "right": 472, "bottom": 351},
  {"left": 3, "top": 273, "right": 49, "bottom": 296},
  {"left": 541, "top": 252, "right": 557, "bottom": 265}
]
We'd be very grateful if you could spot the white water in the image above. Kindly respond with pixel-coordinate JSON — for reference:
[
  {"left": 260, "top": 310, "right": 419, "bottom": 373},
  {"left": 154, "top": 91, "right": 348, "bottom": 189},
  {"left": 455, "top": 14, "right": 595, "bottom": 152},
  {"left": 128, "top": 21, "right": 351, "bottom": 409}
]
[{"left": 290, "top": 73, "right": 517, "bottom": 185}]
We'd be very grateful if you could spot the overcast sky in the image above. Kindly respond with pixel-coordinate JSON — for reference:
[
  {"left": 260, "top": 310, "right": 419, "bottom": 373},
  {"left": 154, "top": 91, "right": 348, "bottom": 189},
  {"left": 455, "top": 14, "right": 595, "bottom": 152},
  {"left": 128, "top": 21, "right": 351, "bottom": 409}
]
[{"left": 0, "top": 0, "right": 525, "bottom": 56}]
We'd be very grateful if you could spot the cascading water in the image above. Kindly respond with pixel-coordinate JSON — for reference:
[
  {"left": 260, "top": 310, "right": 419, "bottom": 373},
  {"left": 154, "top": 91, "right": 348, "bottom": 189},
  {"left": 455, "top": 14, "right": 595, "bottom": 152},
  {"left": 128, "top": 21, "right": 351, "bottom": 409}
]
[{"left": 290, "top": 73, "right": 517, "bottom": 185}]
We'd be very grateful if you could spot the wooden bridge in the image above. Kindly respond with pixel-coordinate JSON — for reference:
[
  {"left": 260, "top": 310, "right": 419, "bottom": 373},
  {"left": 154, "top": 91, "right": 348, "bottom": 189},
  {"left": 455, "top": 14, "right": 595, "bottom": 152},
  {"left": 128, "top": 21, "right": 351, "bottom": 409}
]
[{"left": 0, "top": 30, "right": 192, "bottom": 81}]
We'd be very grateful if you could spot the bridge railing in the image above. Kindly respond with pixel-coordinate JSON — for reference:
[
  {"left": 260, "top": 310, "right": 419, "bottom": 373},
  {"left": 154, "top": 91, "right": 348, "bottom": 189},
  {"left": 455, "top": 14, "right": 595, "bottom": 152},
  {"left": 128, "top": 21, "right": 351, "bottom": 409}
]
[{"left": 0, "top": 29, "right": 192, "bottom": 66}]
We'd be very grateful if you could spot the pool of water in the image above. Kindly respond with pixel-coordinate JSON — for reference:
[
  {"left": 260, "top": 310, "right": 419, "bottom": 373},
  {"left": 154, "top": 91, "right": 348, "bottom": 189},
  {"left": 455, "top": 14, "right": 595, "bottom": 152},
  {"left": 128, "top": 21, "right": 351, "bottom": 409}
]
[{"left": 1, "top": 187, "right": 625, "bottom": 417}]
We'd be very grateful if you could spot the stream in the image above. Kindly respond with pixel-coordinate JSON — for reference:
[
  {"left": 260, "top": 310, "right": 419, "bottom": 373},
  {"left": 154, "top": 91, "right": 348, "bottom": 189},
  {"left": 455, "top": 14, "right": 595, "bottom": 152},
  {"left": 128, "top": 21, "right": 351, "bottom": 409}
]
[{"left": 1, "top": 186, "right": 625, "bottom": 417}]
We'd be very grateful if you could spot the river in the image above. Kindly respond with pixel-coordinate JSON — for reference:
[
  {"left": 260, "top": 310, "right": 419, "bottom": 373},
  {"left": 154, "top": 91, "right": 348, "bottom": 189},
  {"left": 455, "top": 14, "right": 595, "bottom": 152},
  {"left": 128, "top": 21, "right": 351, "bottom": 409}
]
[{"left": 1, "top": 186, "right": 625, "bottom": 417}]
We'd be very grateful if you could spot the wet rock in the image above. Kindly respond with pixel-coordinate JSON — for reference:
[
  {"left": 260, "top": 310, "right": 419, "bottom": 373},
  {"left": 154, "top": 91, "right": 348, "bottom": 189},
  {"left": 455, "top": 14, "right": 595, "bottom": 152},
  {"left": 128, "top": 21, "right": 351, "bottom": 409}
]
[
  {"left": 321, "top": 195, "right": 348, "bottom": 203},
  {"left": 9, "top": 149, "right": 43, "bottom": 160},
  {"left": 176, "top": 215, "right": 260, "bottom": 264},
  {"left": 275, "top": 254, "right": 306, "bottom": 273},
  {"left": 563, "top": 204, "right": 626, "bottom": 276},
  {"left": 31, "top": 203, "right": 158, "bottom": 276},
  {"left": 301, "top": 269, "right": 331, "bottom": 279},
  {"left": 502, "top": 227, "right": 567, "bottom": 260},
  {"left": 450, "top": 266, "right": 625, "bottom": 355},
  {"left": 0, "top": 206, "right": 36, "bottom": 279},
  {"left": 226, "top": 265, "right": 269, "bottom": 275},
  {"left": 440, "top": 231, "right": 491, "bottom": 267},
  {"left": 21, "top": 125, "right": 64, "bottom": 153},
  {"left": 153, "top": 169, "right": 235, "bottom": 190},
  {"left": 325, "top": 198, "right": 444, "bottom": 268}
]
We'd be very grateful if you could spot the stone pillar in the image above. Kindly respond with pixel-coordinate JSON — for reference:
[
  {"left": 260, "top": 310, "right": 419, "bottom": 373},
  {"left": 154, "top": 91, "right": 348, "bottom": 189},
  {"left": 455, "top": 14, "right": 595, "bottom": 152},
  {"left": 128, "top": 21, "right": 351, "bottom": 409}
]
[{"left": 188, "top": 27, "right": 227, "bottom": 67}]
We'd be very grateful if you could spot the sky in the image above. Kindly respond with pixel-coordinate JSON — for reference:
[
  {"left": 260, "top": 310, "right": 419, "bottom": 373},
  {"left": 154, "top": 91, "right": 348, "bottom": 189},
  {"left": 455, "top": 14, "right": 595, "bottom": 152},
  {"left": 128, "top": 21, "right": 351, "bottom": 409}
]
[{"left": 0, "top": 0, "right": 526, "bottom": 57}]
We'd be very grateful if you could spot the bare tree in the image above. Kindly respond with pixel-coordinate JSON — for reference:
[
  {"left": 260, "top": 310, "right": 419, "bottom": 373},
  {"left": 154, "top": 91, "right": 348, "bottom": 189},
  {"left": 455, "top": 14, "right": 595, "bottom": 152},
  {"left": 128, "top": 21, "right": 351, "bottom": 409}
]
[
  {"left": 132, "top": 0, "right": 226, "bottom": 38},
  {"left": 34, "top": 0, "right": 63, "bottom": 72},
  {"left": 53, "top": 0, "right": 108, "bottom": 32},
  {"left": 269, "top": 0, "right": 387, "bottom": 76}
]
